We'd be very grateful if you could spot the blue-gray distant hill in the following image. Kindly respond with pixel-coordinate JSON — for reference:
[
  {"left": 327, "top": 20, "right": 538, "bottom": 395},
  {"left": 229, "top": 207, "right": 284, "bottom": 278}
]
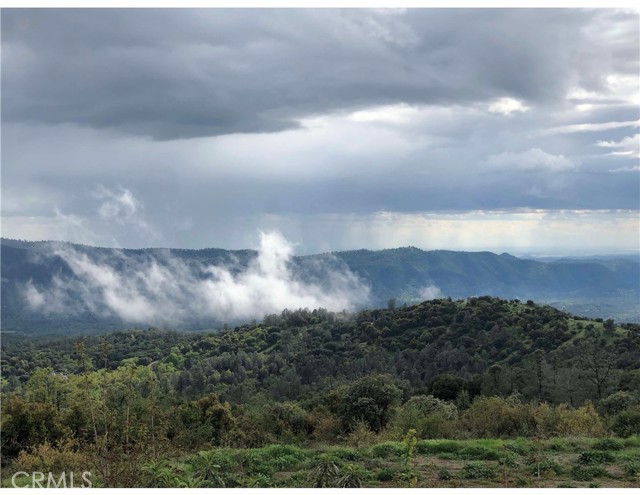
[
  {"left": 320, "top": 248, "right": 639, "bottom": 323},
  {"left": 1, "top": 238, "right": 638, "bottom": 335}
]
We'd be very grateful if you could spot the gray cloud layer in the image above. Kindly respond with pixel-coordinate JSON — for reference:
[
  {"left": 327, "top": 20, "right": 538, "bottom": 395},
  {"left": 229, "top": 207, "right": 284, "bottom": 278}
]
[
  {"left": 1, "top": 9, "right": 638, "bottom": 252},
  {"left": 3, "top": 9, "right": 636, "bottom": 139}
]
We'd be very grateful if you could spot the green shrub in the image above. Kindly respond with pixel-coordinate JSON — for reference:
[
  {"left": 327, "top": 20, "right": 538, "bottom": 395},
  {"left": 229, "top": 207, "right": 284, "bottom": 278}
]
[
  {"left": 438, "top": 468, "right": 453, "bottom": 480},
  {"left": 547, "top": 439, "right": 570, "bottom": 452},
  {"left": 623, "top": 461, "right": 640, "bottom": 478},
  {"left": 238, "top": 445, "right": 306, "bottom": 476},
  {"left": 331, "top": 373, "right": 401, "bottom": 433},
  {"left": 600, "top": 391, "right": 639, "bottom": 416},
  {"left": 592, "top": 438, "right": 624, "bottom": 451},
  {"left": 376, "top": 467, "right": 396, "bottom": 482},
  {"left": 391, "top": 395, "right": 458, "bottom": 439},
  {"left": 261, "top": 444, "right": 307, "bottom": 459},
  {"left": 245, "top": 473, "right": 274, "bottom": 487},
  {"left": 459, "top": 461, "right": 497, "bottom": 479},
  {"left": 188, "top": 449, "right": 236, "bottom": 472},
  {"left": 571, "top": 465, "right": 609, "bottom": 481},
  {"left": 504, "top": 440, "right": 534, "bottom": 456},
  {"left": 498, "top": 452, "right": 519, "bottom": 470},
  {"left": 370, "top": 442, "right": 404, "bottom": 458},
  {"left": 337, "top": 464, "right": 369, "bottom": 488},
  {"left": 555, "top": 402, "right": 606, "bottom": 437},
  {"left": 241, "top": 451, "right": 276, "bottom": 476},
  {"left": 578, "top": 451, "right": 615, "bottom": 464},
  {"left": 280, "top": 471, "right": 307, "bottom": 487},
  {"left": 328, "top": 447, "right": 364, "bottom": 461},
  {"left": 610, "top": 408, "right": 640, "bottom": 437},
  {"left": 458, "top": 445, "right": 501, "bottom": 460},
  {"left": 190, "top": 451, "right": 227, "bottom": 487},
  {"left": 530, "top": 458, "right": 563, "bottom": 476},
  {"left": 346, "top": 420, "right": 377, "bottom": 448},
  {"left": 462, "top": 396, "right": 535, "bottom": 438}
]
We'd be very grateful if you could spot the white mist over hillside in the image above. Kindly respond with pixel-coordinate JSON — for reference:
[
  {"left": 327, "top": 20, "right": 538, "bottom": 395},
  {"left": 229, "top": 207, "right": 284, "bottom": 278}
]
[{"left": 23, "top": 231, "right": 370, "bottom": 325}]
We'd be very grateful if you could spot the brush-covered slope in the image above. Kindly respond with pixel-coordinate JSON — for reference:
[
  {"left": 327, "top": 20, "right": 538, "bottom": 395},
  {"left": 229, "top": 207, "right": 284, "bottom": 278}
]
[{"left": 2, "top": 297, "right": 638, "bottom": 406}]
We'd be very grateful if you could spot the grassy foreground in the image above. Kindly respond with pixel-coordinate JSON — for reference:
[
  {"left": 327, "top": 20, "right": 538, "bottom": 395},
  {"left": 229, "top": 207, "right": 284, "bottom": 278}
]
[
  {"left": 153, "top": 436, "right": 640, "bottom": 488},
  {"left": 6, "top": 436, "right": 638, "bottom": 488}
]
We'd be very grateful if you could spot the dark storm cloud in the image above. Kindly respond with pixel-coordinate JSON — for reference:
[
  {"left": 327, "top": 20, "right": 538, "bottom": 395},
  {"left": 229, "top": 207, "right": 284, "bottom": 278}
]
[
  {"left": 1, "top": 8, "right": 638, "bottom": 253},
  {"left": 2, "top": 8, "right": 634, "bottom": 140}
]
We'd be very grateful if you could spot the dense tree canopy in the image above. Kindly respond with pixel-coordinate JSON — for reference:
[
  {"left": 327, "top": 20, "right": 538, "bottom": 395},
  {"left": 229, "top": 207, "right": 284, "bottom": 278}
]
[{"left": 1, "top": 297, "right": 639, "bottom": 487}]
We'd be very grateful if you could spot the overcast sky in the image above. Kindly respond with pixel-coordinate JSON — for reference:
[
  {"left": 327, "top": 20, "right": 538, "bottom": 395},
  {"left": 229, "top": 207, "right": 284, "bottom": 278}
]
[{"left": 2, "top": 8, "right": 639, "bottom": 255}]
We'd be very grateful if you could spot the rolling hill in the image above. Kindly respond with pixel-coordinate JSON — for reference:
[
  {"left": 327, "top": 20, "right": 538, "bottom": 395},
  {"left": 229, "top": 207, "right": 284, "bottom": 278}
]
[{"left": 1, "top": 238, "right": 638, "bottom": 335}]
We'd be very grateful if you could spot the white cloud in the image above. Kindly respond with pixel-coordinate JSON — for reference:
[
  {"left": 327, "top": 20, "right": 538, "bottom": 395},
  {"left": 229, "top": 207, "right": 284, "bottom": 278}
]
[
  {"left": 608, "top": 165, "right": 640, "bottom": 173},
  {"left": 95, "top": 185, "right": 141, "bottom": 222},
  {"left": 23, "top": 231, "right": 370, "bottom": 325},
  {"left": 595, "top": 134, "right": 639, "bottom": 159},
  {"left": 488, "top": 97, "right": 529, "bottom": 116},
  {"left": 567, "top": 73, "right": 639, "bottom": 110},
  {"left": 484, "top": 148, "right": 577, "bottom": 172},
  {"left": 23, "top": 281, "right": 45, "bottom": 309},
  {"left": 537, "top": 120, "right": 640, "bottom": 136},
  {"left": 419, "top": 285, "right": 442, "bottom": 300},
  {"left": 93, "top": 185, "right": 160, "bottom": 244},
  {"left": 348, "top": 103, "right": 421, "bottom": 124}
]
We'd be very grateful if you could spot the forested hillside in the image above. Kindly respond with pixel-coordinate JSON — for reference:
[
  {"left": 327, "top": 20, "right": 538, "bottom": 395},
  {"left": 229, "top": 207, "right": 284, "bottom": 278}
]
[
  {"left": 2, "top": 298, "right": 639, "bottom": 487},
  {"left": 3, "top": 297, "right": 639, "bottom": 404},
  {"left": 2, "top": 239, "right": 639, "bottom": 335},
  {"left": 3, "top": 297, "right": 640, "bottom": 487}
]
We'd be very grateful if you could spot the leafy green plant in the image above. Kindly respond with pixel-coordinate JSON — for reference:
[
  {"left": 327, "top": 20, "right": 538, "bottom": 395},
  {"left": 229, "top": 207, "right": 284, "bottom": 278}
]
[
  {"left": 370, "top": 441, "right": 404, "bottom": 459},
  {"left": 611, "top": 408, "right": 640, "bottom": 437},
  {"left": 140, "top": 460, "right": 174, "bottom": 488},
  {"left": 547, "top": 439, "right": 570, "bottom": 452},
  {"left": 459, "top": 461, "right": 497, "bottom": 479},
  {"left": 571, "top": 465, "right": 609, "bottom": 481},
  {"left": 591, "top": 438, "right": 623, "bottom": 451},
  {"left": 191, "top": 451, "right": 226, "bottom": 487},
  {"left": 308, "top": 454, "right": 340, "bottom": 488},
  {"left": 347, "top": 420, "right": 378, "bottom": 448},
  {"left": 399, "top": 428, "right": 418, "bottom": 487},
  {"left": 499, "top": 452, "right": 519, "bottom": 487},
  {"left": 459, "top": 445, "right": 501, "bottom": 460},
  {"left": 578, "top": 451, "right": 614, "bottom": 464},
  {"left": 623, "top": 461, "right": 640, "bottom": 479},
  {"left": 375, "top": 467, "right": 396, "bottom": 482},
  {"left": 280, "top": 471, "right": 307, "bottom": 487},
  {"left": 328, "top": 447, "right": 363, "bottom": 461},
  {"left": 504, "top": 440, "right": 533, "bottom": 456},
  {"left": 337, "top": 464, "right": 366, "bottom": 488},
  {"left": 245, "top": 473, "right": 275, "bottom": 487},
  {"left": 175, "top": 475, "right": 207, "bottom": 488},
  {"left": 530, "top": 458, "right": 563, "bottom": 477},
  {"left": 438, "top": 468, "right": 453, "bottom": 480},
  {"left": 189, "top": 449, "right": 235, "bottom": 471}
]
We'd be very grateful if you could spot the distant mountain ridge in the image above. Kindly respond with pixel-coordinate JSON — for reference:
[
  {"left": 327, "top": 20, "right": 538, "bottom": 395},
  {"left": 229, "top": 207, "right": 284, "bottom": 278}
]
[{"left": 1, "top": 238, "right": 638, "bottom": 334}]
